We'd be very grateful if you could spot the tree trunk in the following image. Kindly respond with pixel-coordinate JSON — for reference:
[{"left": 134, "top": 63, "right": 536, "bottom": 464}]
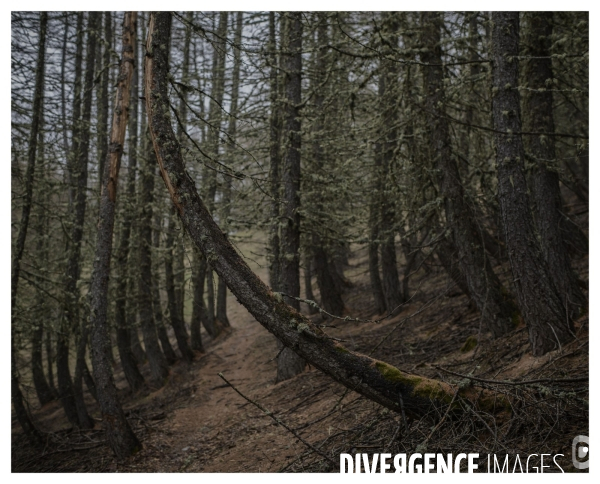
[
  {"left": 11, "top": 11, "right": 48, "bottom": 442},
  {"left": 277, "top": 12, "right": 306, "bottom": 381},
  {"left": 303, "top": 253, "right": 318, "bottom": 315},
  {"left": 13, "top": 339, "right": 43, "bottom": 445},
  {"left": 191, "top": 248, "right": 211, "bottom": 345},
  {"left": 377, "top": 13, "right": 403, "bottom": 316},
  {"left": 368, "top": 192, "right": 386, "bottom": 315},
  {"left": 217, "top": 11, "right": 244, "bottom": 329},
  {"left": 137, "top": 131, "right": 169, "bottom": 384},
  {"left": 96, "top": 12, "right": 111, "bottom": 192},
  {"left": 152, "top": 218, "right": 179, "bottom": 363},
  {"left": 113, "top": 13, "right": 146, "bottom": 392},
  {"left": 72, "top": 12, "right": 101, "bottom": 430},
  {"left": 145, "top": 11, "right": 510, "bottom": 417},
  {"left": 88, "top": 12, "right": 142, "bottom": 459},
  {"left": 421, "top": 12, "right": 518, "bottom": 338},
  {"left": 267, "top": 12, "right": 282, "bottom": 293},
  {"left": 201, "top": 11, "right": 229, "bottom": 338},
  {"left": 31, "top": 325, "right": 55, "bottom": 406},
  {"left": 522, "top": 11, "right": 586, "bottom": 319},
  {"left": 165, "top": 213, "right": 194, "bottom": 363},
  {"left": 45, "top": 329, "right": 57, "bottom": 396},
  {"left": 56, "top": 11, "right": 84, "bottom": 429},
  {"left": 491, "top": 12, "right": 574, "bottom": 356},
  {"left": 310, "top": 14, "right": 345, "bottom": 318}
]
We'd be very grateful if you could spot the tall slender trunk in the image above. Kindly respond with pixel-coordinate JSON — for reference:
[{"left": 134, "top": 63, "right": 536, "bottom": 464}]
[
  {"left": 138, "top": 123, "right": 170, "bottom": 383},
  {"left": 217, "top": 11, "right": 244, "bottom": 328},
  {"left": 202, "top": 11, "right": 229, "bottom": 337},
  {"left": 421, "top": 12, "right": 518, "bottom": 338},
  {"left": 277, "top": 12, "right": 306, "bottom": 381},
  {"left": 96, "top": 12, "right": 112, "bottom": 192},
  {"left": 303, "top": 253, "right": 318, "bottom": 315},
  {"left": 377, "top": 13, "right": 403, "bottom": 315},
  {"left": 45, "top": 329, "right": 57, "bottom": 396},
  {"left": 267, "top": 12, "right": 282, "bottom": 292},
  {"left": 88, "top": 11, "right": 142, "bottom": 459},
  {"left": 31, "top": 111, "right": 56, "bottom": 406},
  {"left": 165, "top": 212, "right": 194, "bottom": 362},
  {"left": 56, "top": 11, "right": 84, "bottom": 428},
  {"left": 311, "top": 14, "right": 344, "bottom": 317},
  {"left": 491, "top": 12, "right": 574, "bottom": 356},
  {"left": 522, "top": 11, "right": 586, "bottom": 319},
  {"left": 190, "top": 248, "right": 209, "bottom": 348},
  {"left": 11, "top": 11, "right": 48, "bottom": 443},
  {"left": 368, "top": 177, "right": 386, "bottom": 314},
  {"left": 71, "top": 12, "right": 101, "bottom": 430},
  {"left": 113, "top": 14, "right": 145, "bottom": 392},
  {"left": 152, "top": 217, "right": 178, "bottom": 363}
]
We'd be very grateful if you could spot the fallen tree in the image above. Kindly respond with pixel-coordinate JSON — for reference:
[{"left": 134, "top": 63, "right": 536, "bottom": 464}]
[{"left": 144, "top": 12, "right": 508, "bottom": 420}]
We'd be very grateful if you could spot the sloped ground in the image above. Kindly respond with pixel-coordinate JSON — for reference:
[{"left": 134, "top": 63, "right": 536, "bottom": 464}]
[{"left": 11, "top": 246, "right": 589, "bottom": 473}]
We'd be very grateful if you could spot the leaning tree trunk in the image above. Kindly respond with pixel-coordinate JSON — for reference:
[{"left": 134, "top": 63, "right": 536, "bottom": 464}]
[
  {"left": 491, "top": 12, "right": 574, "bottom": 356},
  {"left": 522, "top": 11, "right": 586, "bottom": 319},
  {"left": 420, "top": 11, "right": 518, "bottom": 338},
  {"left": 88, "top": 11, "right": 142, "bottom": 459},
  {"left": 145, "top": 11, "right": 509, "bottom": 418},
  {"left": 11, "top": 11, "right": 48, "bottom": 444},
  {"left": 277, "top": 12, "right": 306, "bottom": 381}
]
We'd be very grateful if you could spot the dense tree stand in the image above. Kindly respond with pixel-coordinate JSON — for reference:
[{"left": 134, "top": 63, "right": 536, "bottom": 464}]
[{"left": 145, "top": 11, "right": 511, "bottom": 418}]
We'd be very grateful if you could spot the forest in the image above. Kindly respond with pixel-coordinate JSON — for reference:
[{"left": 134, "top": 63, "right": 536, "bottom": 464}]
[{"left": 11, "top": 11, "right": 588, "bottom": 472}]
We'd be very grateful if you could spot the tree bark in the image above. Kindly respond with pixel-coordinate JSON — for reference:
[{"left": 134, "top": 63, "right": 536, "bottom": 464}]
[
  {"left": 31, "top": 324, "right": 55, "bottom": 406},
  {"left": 191, "top": 247, "right": 212, "bottom": 344},
  {"left": 522, "top": 11, "right": 586, "bottom": 319},
  {"left": 277, "top": 12, "right": 306, "bottom": 381},
  {"left": 11, "top": 11, "right": 48, "bottom": 443},
  {"left": 137, "top": 126, "right": 170, "bottom": 383},
  {"left": 310, "top": 14, "right": 345, "bottom": 318},
  {"left": 491, "top": 12, "right": 574, "bottom": 356},
  {"left": 113, "top": 13, "right": 146, "bottom": 392},
  {"left": 145, "top": 11, "right": 509, "bottom": 417},
  {"left": 165, "top": 212, "right": 194, "bottom": 362},
  {"left": 56, "top": 11, "right": 84, "bottom": 429},
  {"left": 201, "top": 11, "right": 229, "bottom": 338},
  {"left": 88, "top": 11, "right": 142, "bottom": 459},
  {"left": 71, "top": 12, "right": 101, "bottom": 430},
  {"left": 421, "top": 12, "right": 518, "bottom": 338},
  {"left": 217, "top": 11, "right": 244, "bottom": 329},
  {"left": 267, "top": 12, "right": 282, "bottom": 293},
  {"left": 377, "top": 13, "right": 403, "bottom": 316},
  {"left": 96, "top": 12, "right": 112, "bottom": 192},
  {"left": 152, "top": 218, "right": 179, "bottom": 363}
]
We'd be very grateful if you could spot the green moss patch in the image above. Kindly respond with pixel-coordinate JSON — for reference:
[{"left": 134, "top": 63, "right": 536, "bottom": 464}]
[{"left": 460, "top": 335, "right": 478, "bottom": 353}]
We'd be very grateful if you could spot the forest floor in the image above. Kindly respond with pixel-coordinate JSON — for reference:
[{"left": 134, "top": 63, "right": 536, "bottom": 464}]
[{"left": 11, "top": 242, "right": 589, "bottom": 473}]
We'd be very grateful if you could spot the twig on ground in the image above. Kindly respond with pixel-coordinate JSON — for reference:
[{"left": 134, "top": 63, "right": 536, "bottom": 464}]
[{"left": 218, "top": 372, "right": 337, "bottom": 467}]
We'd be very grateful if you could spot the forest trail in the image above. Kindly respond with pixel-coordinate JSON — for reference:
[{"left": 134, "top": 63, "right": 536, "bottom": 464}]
[{"left": 12, "top": 249, "right": 589, "bottom": 472}]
